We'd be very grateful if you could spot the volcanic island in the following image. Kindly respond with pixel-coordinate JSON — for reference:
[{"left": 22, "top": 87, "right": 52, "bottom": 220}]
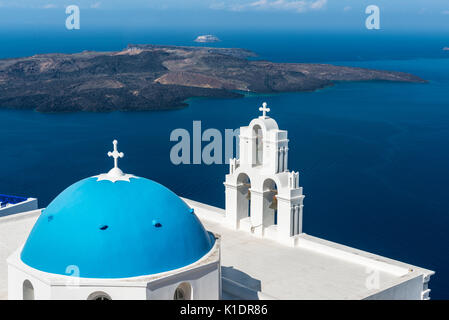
[{"left": 0, "top": 44, "right": 426, "bottom": 112}]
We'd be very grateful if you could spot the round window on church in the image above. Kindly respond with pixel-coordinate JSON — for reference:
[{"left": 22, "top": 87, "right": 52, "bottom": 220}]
[
  {"left": 87, "top": 291, "right": 112, "bottom": 300},
  {"left": 173, "top": 282, "right": 192, "bottom": 300}
]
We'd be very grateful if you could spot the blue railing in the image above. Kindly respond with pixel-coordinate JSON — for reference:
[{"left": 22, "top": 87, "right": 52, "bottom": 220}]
[{"left": 0, "top": 194, "right": 28, "bottom": 208}]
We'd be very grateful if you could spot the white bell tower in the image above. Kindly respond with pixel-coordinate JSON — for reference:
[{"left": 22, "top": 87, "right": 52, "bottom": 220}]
[{"left": 224, "top": 102, "right": 305, "bottom": 246}]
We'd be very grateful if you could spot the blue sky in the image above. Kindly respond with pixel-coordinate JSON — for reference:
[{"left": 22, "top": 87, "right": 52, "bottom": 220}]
[
  {"left": 0, "top": 0, "right": 446, "bottom": 12},
  {"left": 0, "top": 0, "right": 447, "bottom": 32}
]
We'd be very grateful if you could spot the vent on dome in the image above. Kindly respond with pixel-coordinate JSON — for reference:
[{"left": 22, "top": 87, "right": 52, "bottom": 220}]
[{"left": 152, "top": 220, "right": 162, "bottom": 228}]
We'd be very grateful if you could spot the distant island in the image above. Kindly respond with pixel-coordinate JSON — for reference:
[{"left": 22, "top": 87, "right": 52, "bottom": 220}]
[
  {"left": 443, "top": 47, "right": 449, "bottom": 51},
  {"left": 194, "top": 35, "right": 220, "bottom": 43},
  {"left": 0, "top": 44, "right": 426, "bottom": 112}
]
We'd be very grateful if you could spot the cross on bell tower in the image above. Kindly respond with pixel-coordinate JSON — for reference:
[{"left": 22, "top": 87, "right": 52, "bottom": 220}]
[{"left": 259, "top": 102, "right": 270, "bottom": 119}]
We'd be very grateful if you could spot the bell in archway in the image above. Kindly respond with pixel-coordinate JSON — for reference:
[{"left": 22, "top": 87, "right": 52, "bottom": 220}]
[
  {"left": 269, "top": 194, "right": 277, "bottom": 210},
  {"left": 246, "top": 189, "right": 251, "bottom": 200}
]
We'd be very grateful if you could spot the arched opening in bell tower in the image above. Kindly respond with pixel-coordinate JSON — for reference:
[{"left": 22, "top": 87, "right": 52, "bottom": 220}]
[
  {"left": 262, "top": 179, "right": 278, "bottom": 228},
  {"left": 252, "top": 125, "right": 263, "bottom": 166},
  {"left": 237, "top": 173, "right": 251, "bottom": 220}
]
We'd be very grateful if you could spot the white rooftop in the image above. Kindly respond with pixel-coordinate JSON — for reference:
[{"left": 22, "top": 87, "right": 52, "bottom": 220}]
[
  {"left": 0, "top": 204, "right": 434, "bottom": 300},
  {"left": 184, "top": 198, "right": 434, "bottom": 300}
]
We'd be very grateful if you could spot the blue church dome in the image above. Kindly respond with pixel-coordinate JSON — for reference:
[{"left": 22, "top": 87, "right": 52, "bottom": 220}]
[{"left": 21, "top": 176, "right": 215, "bottom": 279}]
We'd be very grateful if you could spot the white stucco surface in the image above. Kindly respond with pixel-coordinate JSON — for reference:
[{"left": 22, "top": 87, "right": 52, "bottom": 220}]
[
  {"left": 0, "top": 210, "right": 40, "bottom": 299},
  {"left": 184, "top": 198, "right": 434, "bottom": 300},
  {"left": 0, "top": 205, "right": 433, "bottom": 300}
]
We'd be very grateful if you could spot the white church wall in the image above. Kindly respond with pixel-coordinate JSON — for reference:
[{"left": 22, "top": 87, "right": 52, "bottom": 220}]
[
  {"left": 50, "top": 285, "right": 146, "bottom": 300},
  {"left": 7, "top": 230, "right": 221, "bottom": 300},
  {"left": 362, "top": 274, "right": 425, "bottom": 300},
  {"left": 146, "top": 261, "right": 220, "bottom": 300},
  {"left": 8, "top": 257, "right": 220, "bottom": 300},
  {"left": 8, "top": 264, "right": 51, "bottom": 300},
  {"left": 7, "top": 247, "right": 145, "bottom": 300}
]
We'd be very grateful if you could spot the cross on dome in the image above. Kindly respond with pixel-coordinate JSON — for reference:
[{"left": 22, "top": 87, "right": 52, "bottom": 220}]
[
  {"left": 259, "top": 102, "right": 270, "bottom": 118},
  {"left": 108, "top": 140, "right": 124, "bottom": 171},
  {"left": 95, "top": 139, "right": 136, "bottom": 183},
  {"left": 106, "top": 139, "right": 125, "bottom": 179}
]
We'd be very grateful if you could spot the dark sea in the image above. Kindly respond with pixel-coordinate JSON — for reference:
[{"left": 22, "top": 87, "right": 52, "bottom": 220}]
[{"left": 0, "top": 29, "right": 448, "bottom": 299}]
